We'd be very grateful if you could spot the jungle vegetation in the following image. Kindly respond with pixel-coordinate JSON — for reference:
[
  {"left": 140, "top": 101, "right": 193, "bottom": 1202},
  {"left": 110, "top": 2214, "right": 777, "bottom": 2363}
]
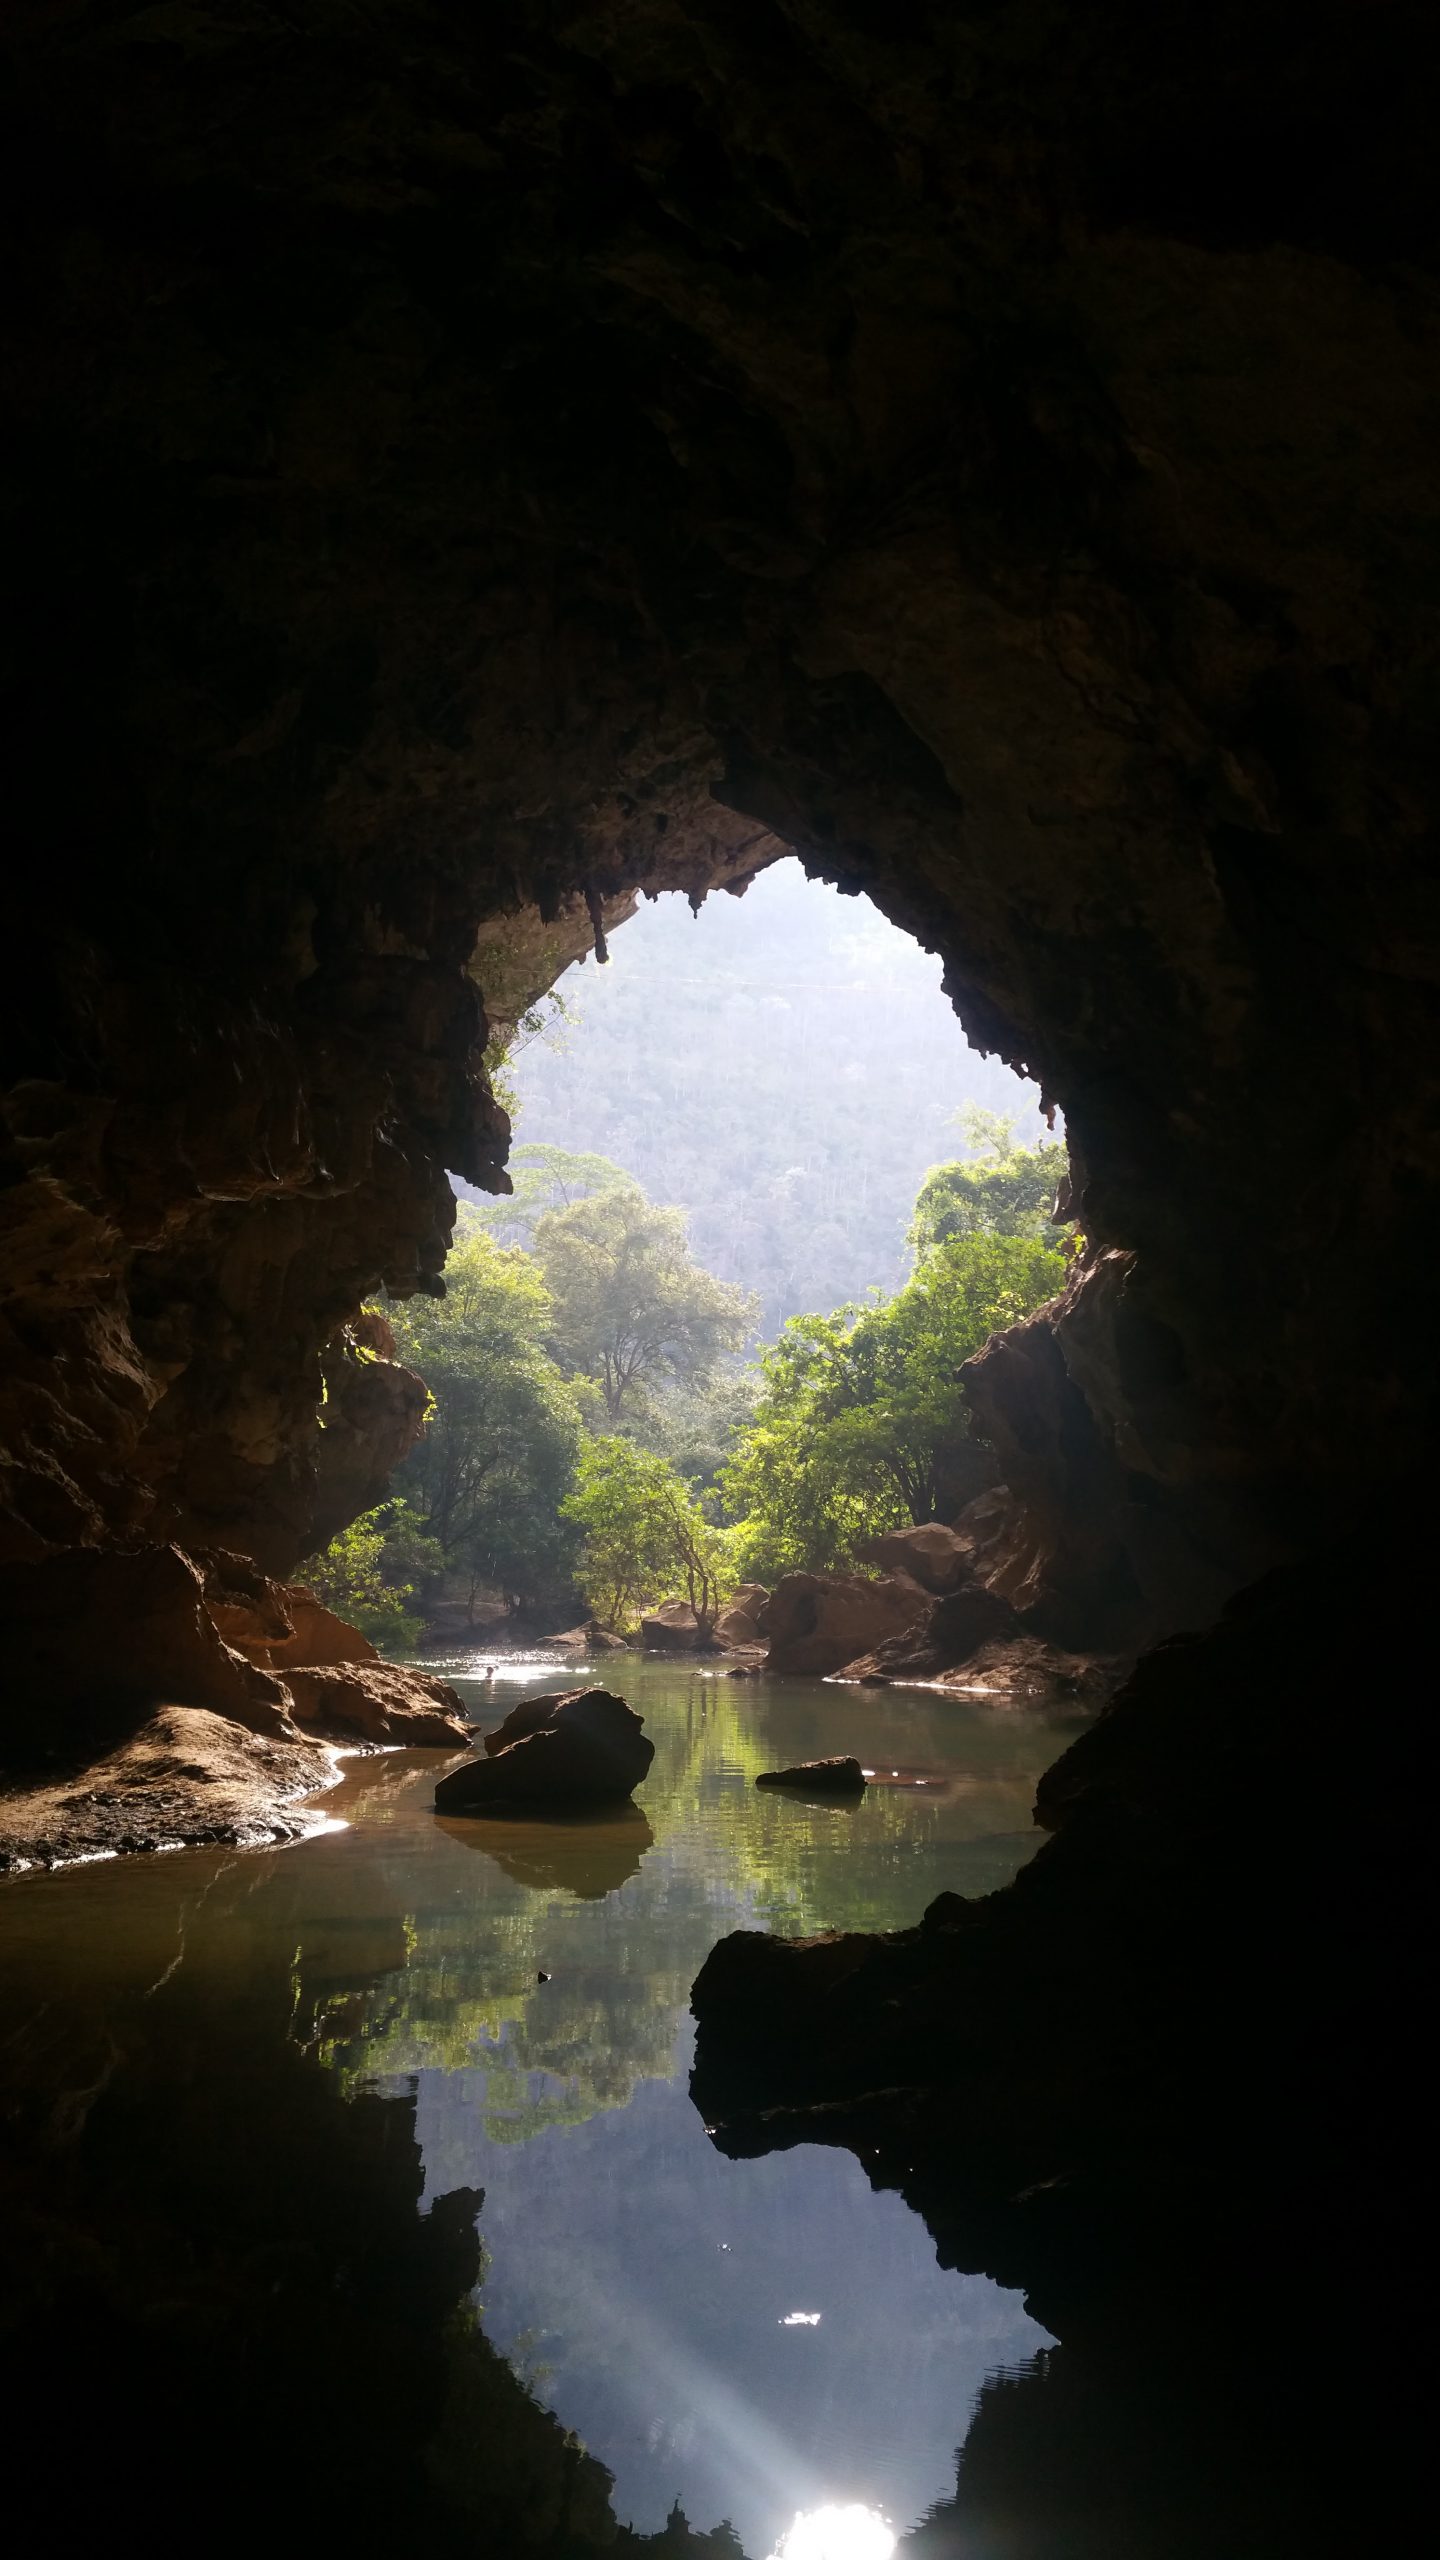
[
  {"left": 455, "top": 861, "right": 1052, "bottom": 1337},
  {"left": 303, "top": 877, "right": 1069, "bottom": 1638}
]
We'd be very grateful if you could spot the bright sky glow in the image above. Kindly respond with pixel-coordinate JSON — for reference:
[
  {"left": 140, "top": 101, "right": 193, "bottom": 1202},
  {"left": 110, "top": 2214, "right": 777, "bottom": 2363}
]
[
  {"left": 779, "top": 2310, "right": 822, "bottom": 2326},
  {"left": 769, "top": 2505, "right": 896, "bottom": 2560}
]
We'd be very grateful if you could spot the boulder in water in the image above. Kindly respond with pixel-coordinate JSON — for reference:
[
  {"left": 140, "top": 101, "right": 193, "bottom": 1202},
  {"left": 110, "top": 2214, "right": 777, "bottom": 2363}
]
[
  {"left": 639, "top": 1599, "right": 709, "bottom": 1651},
  {"left": 755, "top": 1756, "right": 867, "bottom": 1794},
  {"left": 435, "top": 1687, "right": 653, "bottom": 1812},
  {"left": 757, "top": 1570, "right": 927, "bottom": 1675}
]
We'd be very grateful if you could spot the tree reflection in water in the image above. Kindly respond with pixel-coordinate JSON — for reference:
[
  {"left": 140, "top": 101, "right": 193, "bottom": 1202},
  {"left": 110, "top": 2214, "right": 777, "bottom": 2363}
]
[{"left": 0, "top": 1658, "right": 1070, "bottom": 2551}]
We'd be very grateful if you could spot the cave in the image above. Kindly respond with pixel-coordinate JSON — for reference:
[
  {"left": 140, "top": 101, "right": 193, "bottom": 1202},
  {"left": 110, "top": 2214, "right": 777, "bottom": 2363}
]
[{"left": 1, "top": 5, "right": 1432, "bottom": 2550}]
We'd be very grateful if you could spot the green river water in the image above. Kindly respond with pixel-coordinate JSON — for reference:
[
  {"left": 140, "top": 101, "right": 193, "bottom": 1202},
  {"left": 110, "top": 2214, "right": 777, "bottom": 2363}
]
[{"left": 0, "top": 1654, "right": 1082, "bottom": 2556}]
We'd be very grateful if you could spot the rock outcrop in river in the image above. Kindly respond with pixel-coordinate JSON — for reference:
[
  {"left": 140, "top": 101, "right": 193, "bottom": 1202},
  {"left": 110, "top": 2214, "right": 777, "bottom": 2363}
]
[{"left": 436, "top": 1688, "right": 654, "bottom": 1813}]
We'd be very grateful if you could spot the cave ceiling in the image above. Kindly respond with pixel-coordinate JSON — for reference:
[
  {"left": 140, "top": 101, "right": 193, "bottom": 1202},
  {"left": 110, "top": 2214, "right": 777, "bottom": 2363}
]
[{"left": 2, "top": 2, "right": 1438, "bottom": 1638}]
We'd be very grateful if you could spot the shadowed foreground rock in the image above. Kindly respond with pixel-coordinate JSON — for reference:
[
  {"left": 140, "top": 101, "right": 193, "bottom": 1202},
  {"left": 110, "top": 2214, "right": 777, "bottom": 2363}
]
[
  {"left": 692, "top": 1539, "right": 1425, "bottom": 2553},
  {"left": 436, "top": 1689, "right": 654, "bottom": 1813}
]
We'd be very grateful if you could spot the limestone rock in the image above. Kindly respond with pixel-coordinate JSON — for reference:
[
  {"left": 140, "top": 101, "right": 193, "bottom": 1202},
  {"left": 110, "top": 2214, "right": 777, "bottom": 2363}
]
[
  {"left": 1, "top": 1545, "right": 294, "bottom": 1747},
  {"left": 848, "top": 1585, "right": 1020, "bottom": 1684},
  {"left": 640, "top": 1600, "right": 708, "bottom": 1652},
  {"left": 856, "top": 1522, "right": 977, "bottom": 1596},
  {"left": 548, "top": 1622, "right": 628, "bottom": 1652},
  {"left": 2, "top": 4, "right": 1438, "bottom": 1826},
  {"left": 756, "top": 1758, "right": 867, "bottom": 1794},
  {"left": 757, "top": 1572, "right": 929, "bottom": 1678},
  {"left": 713, "top": 1601, "right": 764, "bottom": 1646},
  {"left": 0, "top": 1705, "right": 338, "bottom": 1870},
  {"left": 436, "top": 1688, "right": 653, "bottom": 1811},
  {"left": 286, "top": 1662, "right": 469, "bottom": 1748},
  {"left": 205, "top": 1560, "right": 380, "bottom": 1674}
]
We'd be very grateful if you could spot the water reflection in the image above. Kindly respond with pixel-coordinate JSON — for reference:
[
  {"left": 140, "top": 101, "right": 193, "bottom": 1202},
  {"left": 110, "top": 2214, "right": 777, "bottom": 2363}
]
[
  {"left": 437, "top": 1803, "right": 655, "bottom": 1897},
  {"left": 1, "top": 1657, "right": 1071, "bottom": 2553}
]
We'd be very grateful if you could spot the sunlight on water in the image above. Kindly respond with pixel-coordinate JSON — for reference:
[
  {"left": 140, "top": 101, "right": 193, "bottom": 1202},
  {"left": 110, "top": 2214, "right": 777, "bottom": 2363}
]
[
  {"left": 769, "top": 2506, "right": 896, "bottom": 2560},
  {"left": 1, "top": 1654, "right": 1071, "bottom": 2551}
]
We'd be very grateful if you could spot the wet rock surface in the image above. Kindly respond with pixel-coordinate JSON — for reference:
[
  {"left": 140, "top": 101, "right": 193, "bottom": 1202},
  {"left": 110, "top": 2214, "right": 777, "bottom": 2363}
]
[
  {"left": 0, "top": 1705, "right": 338, "bottom": 1870},
  {"left": 284, "top": 1662, "right": 469, "bottom": 1750},
  {"left": 755, "top": 1757, "right": 867, "bottom": 1794},
  {"left": 692, "top": 1540, "right": 1425, "bottom": 2549},
  {"left": 437, "top": 1688, "right": 654, "bottom": 1812}
]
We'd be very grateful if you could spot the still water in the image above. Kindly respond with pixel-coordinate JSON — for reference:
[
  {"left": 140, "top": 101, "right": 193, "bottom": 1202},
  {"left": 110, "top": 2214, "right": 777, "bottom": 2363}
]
[{"left": 0, "top": 1656, "right": 1078, "bottom": 2554}]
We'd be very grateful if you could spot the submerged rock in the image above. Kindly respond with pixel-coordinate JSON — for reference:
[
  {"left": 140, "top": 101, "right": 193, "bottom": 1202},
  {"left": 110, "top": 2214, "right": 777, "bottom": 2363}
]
[
  {"left": 436, "top": 1687, "right": 653, "bottom": 1812},
  {"left": 755, "top": 1756, "right": 867, "bottom": 1794}
]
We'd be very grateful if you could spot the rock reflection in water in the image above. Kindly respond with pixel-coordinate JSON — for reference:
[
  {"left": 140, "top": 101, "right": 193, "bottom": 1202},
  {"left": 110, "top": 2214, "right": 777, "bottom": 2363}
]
[
  {"left": 437, "top": 1802, "right": 655, "bottom": 1897},
  {"left": 1, "top": 1659, "right": 1073, "bottom": 2553}
]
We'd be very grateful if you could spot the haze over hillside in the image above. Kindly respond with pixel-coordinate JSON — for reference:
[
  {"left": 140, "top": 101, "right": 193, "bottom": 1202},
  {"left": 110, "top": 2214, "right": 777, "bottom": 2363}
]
[{"left": 475, "top": 861, "right": 1051, "bottom": 1335}]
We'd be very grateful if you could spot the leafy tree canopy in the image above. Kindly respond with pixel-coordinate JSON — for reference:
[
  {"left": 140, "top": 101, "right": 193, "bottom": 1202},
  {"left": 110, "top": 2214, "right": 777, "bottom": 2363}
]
[
  {"left": 909, "top": 1105, "right": 1070, "bottom": 1257},
  {"left": 298, "top": 1497, "right": 442, "bottom": 1651},
  {"left": 562, "top": 1435, "right": 736, "bottom": 1634},
  {"left": 459, "top": 1141, "right": 629, "bottom": 1247},
  {"left": 534, "top": 1180, "right": 756, "bottom": 1424},
  {"left": 386, "top": 1232, "right": 585, "bottom": 1615},
  {"left": 721, "top": 1232, "right": 1065, "bottom": 1582}
]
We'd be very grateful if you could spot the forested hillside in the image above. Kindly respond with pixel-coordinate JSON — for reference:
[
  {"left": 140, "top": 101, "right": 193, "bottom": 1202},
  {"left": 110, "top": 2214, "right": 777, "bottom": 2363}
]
[{"left": 462, "top": 861, "right": 1049, "bottom": 1336}]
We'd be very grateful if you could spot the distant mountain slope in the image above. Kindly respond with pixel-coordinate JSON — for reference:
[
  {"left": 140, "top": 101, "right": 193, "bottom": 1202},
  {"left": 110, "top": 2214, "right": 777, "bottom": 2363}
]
[{"left": 468, "top": 861, "right": 1049, "bottom": 1336}]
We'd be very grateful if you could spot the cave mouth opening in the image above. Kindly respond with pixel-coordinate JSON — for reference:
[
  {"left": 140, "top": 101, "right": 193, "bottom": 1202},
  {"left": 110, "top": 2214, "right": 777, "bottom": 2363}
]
[{"left": 375, "top": 851, "right": 1073, "bottom": 1674}]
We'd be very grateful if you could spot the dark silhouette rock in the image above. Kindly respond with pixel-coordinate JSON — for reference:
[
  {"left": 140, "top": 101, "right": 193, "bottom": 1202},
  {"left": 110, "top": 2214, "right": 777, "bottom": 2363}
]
[
  {"left": 436, "top": 1687, "right": 653, "bottom": 1812},
  {"left": 756, "top": 1757, "right": 867, "bottom": 1794}
]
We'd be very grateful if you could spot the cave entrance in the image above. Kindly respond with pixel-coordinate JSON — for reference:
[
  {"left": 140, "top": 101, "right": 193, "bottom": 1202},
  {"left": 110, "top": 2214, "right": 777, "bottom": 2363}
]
[
  {"left": 298, "top": 864, "right": 1075, "bottom": 2550},
  {"left": 404, "top": 854, "right": 1067, "bottom": 1657}
]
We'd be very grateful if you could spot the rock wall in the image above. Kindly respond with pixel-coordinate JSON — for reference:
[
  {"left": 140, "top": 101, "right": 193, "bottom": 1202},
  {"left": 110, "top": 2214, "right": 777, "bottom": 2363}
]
[{"left": 3, "top": 4, "right": 1438, "bottom": 1714}]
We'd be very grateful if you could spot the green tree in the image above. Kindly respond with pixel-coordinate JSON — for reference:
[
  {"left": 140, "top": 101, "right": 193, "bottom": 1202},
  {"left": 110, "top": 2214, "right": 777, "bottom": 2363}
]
[
  {"left": 459, "top": 1140, "right": 629, "bottom": 1247},
  {"left": 908, "top": 1119, "right": 1070, "bottom": 1256},
  {"left": 387, "top": 1232, "right": 585, "bottom": 1618},
  {"left": 299, "top": 1498, "right": 442, "bottom": 1650},
  {"left": 717, "top": 1313, "right": 903, "bottom": 1581},
  {"left": 722, "top": 1234, "right": 1065, "bottom": 1579},
  {"left": 562, "top": 1436, "right": 735, "bottom": 1635},
  {"left": 535, "top": 1180, "right": 755, "bottom": 1424}
]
